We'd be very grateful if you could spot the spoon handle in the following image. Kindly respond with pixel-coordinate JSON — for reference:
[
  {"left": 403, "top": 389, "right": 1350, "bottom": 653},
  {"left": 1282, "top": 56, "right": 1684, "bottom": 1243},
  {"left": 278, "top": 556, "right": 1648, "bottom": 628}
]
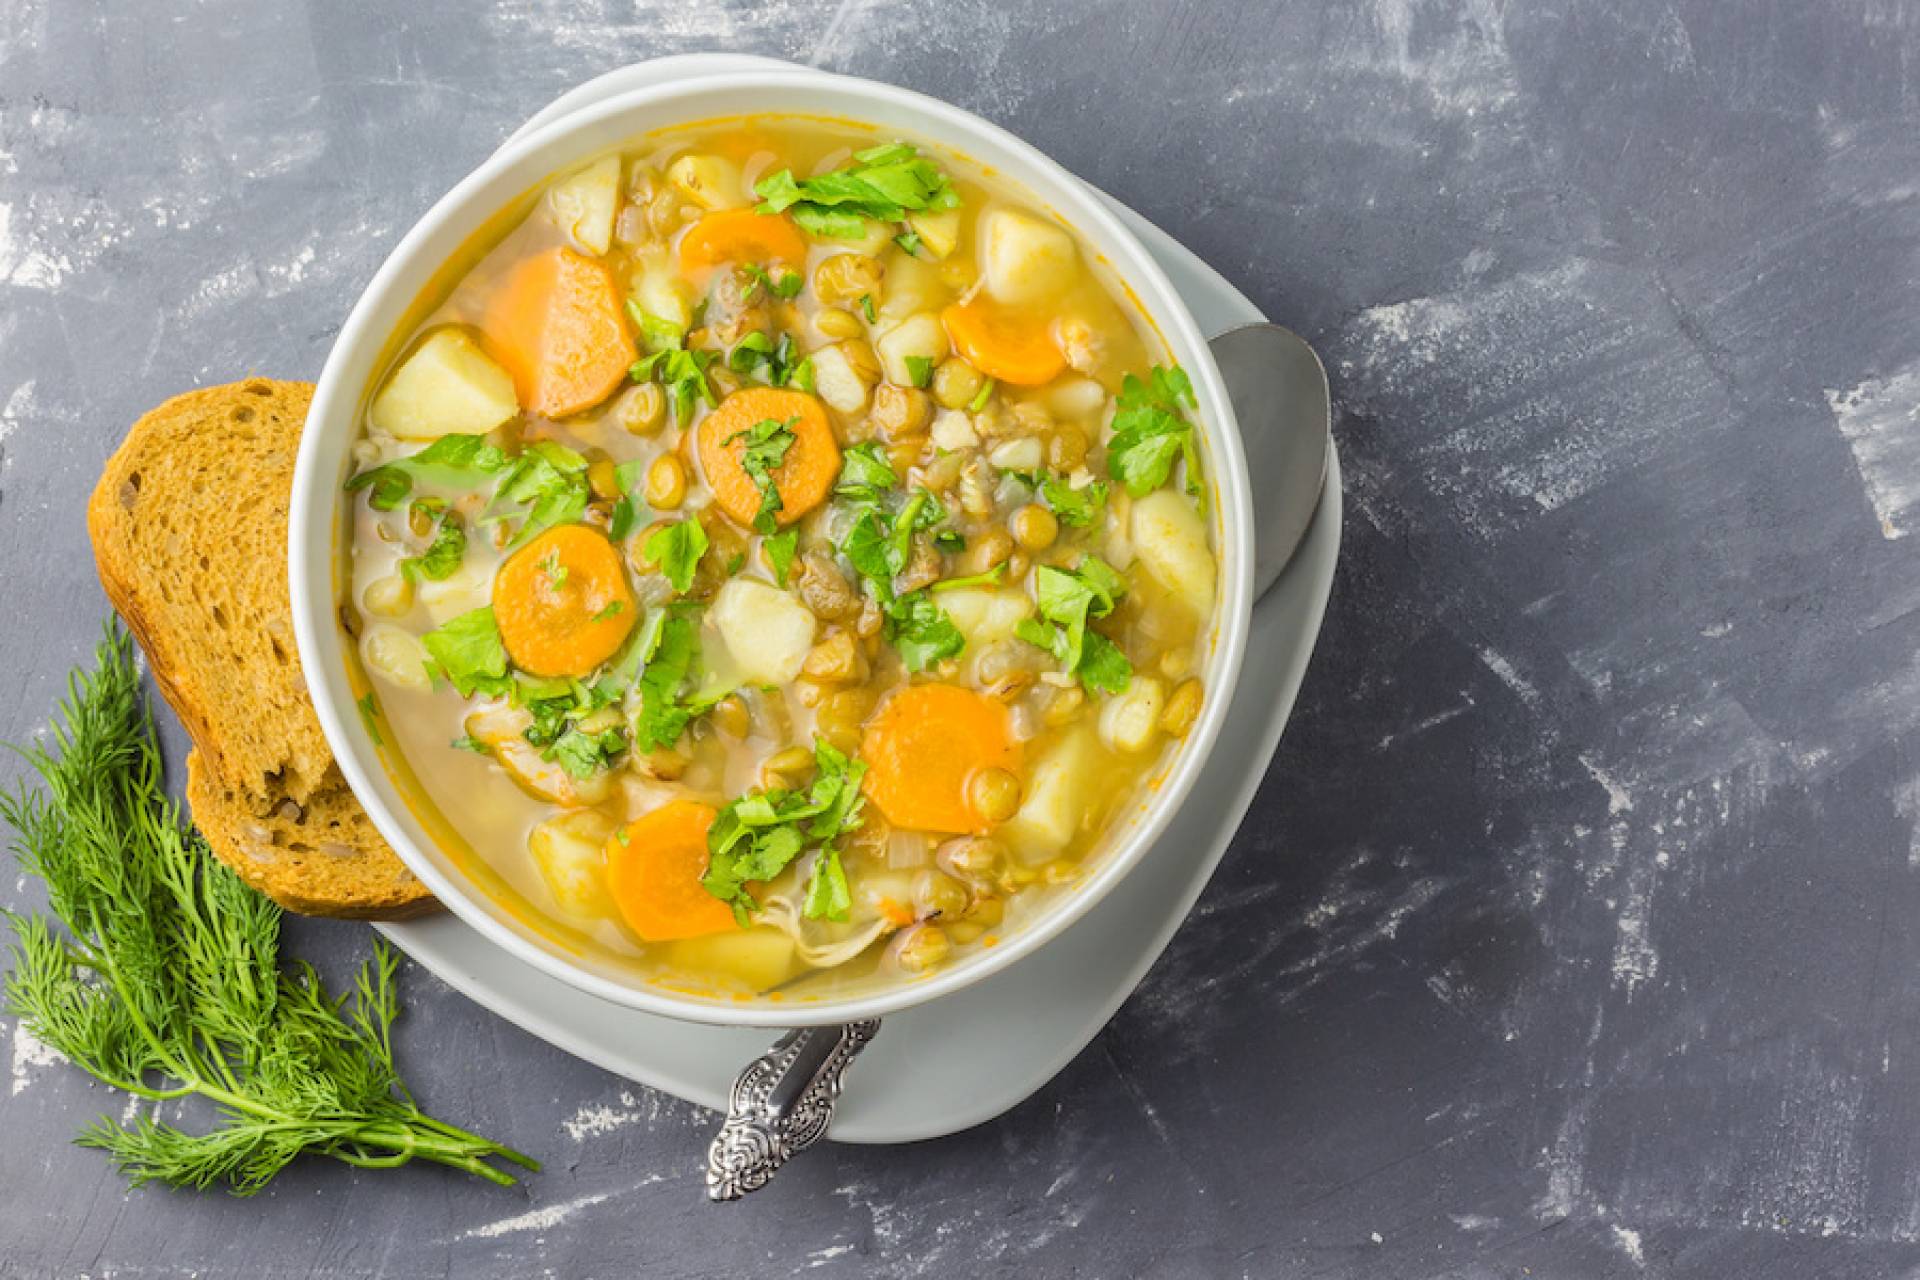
[{"left": 706, "top": 1019, "right": 882, "bottom": 1200}]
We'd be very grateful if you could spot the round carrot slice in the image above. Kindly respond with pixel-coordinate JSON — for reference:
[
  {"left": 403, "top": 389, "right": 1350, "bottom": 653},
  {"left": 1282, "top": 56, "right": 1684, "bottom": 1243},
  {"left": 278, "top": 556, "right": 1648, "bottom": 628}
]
[
  {"left": 491, "top": 524, "right": 637, "bottom": 678},
  {"left": 481, "top": 247, "right": 637, "bottom": 419},
  {"left": 860, "top": 684, "right": 1024, "bottom": 834},
  {"left": 696, "top": 387, "right": 841, "bottom": 531},
  {"left": 605, "top": 800, "right": 739, "bottom": 942},
  {"left": 678, "top": 208, "right": 809, "bottom": 276},
  {"left": 941, "top": 298, "right": 1066, "bottom": 387}
]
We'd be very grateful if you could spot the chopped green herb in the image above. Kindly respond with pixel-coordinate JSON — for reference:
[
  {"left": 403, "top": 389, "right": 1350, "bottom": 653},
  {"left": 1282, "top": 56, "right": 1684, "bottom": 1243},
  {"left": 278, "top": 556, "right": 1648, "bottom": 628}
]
[
  {"left": 764, "top": 529, "right": 799, "bottom": 587},
  {"left": 483, "top": 441, "right": 590, "bottom": 551},
  {"left": 753, "top": 142, "right": 961, "bottom": 242},
  {"left": 1107, "top": 365, "right": 1201, "bottom": 498},
  {"left": 724, "top": 416, "right": 799, "bottom": 534},
  {"left": 421, "top": 606, "right": 511, "bottom": 699},
  {"left": 744, "top": 263, "right": 804, "bottom": 300},
  {"left": 836, "top": 441, "right": 899, "bottom": 506},
  {"left": 548, "top": 723, "right": 627, "bottom": 780},
  {"left": 625, "top": 300, "right": 690, "bottom": 354},
  {"left": 629, "top": 606, "right": 720, "bottom": 750},
  {"left": 643, "top": 520, "right": 709, "bottom": 595},
  {"left": 932, "top": 564, "right": 1007, "bottom": 592},
  {"left": 607, "top": 458, "right": 648, "bottom": 541},
  {"left": 590, "top": 600, "right": 625, "bottom": 623},
  {"left": 344, "top": 434, "right": 511, "bottom": 511},
  {"left": 630, "top": 320, "right": 718, "bottom": 426},
  {"left": 726, "top": 330, "right": 811, "bottom": 389},
  {"left": 904, "top": 355, "right": 934, "bottom": 388},
  {"left": 789, "top": 355, "right": 817, "bottom": 395},
  {"left": 1040, "top": 474, "right": 1108, "bottom": 528},
  {"left": 540, "top": 549, "right": 569, "bottom": 590},
  {"left": 356, "top": 692, "right": 383, "bottom": 746},
  {"left": 967, "top": 377, "right": 996, "bottom": 413},
  {"left": 450, "top": 734, "right": 490, "bottom": 755},
  {"left": 1018, "top": 557, "right": 1133, "bottom": 692},
  {"left": 399, "top": 510, "right": 468, "bottom": 583},
  {"left": 887, "top": 590, "right": 965, "bottom": 672},
  {"left": 893, "top": 229, "right": 924, "bottom": 257},
  {"left": 859, "top": 293, "right": 877, "bottom": 324},
  {"left": 702, "top": 737, "right": 868, "bottom": 924}
]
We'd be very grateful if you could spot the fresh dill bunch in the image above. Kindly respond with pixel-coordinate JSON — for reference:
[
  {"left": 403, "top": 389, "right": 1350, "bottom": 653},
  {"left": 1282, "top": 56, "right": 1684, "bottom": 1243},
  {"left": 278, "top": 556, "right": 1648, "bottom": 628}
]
[{"left": 1, "top": 626, "right": 539, "bottom": 1194}]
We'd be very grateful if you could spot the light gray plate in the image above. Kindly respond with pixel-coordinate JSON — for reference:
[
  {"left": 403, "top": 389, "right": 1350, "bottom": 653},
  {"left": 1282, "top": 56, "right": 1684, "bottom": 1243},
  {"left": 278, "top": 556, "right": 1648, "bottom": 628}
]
[{"left": 375, "top": 55, "right": 1342, "bottom": 1144}]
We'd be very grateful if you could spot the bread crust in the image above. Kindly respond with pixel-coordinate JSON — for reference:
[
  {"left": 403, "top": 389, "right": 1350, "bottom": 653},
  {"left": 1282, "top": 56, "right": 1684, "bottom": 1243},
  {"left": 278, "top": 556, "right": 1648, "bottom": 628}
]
[{"left": 90, "top": 378, "right": 436, "bottom": 919}]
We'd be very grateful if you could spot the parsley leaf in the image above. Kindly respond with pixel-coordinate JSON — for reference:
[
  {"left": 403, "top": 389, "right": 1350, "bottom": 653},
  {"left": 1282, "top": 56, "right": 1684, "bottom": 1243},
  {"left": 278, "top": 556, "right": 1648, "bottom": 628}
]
[
  {"left": 1106, "top": 364, "right": 1202, "bottom": 498},
  {"left": 590, "top": 600, "right": 625, "bottom": 623},
  {"left": 548, "top": 724, "right": 627, "bottom": 780},
  {"left": 724, "top": 416, "right": 799, "bottom": 534},
  {"left": 836, "top": 441, "right": 899, "bottom": 507},
  {"left": 344, "top": 434, "right": 511, "bottom": 510},
  {"left": 630, "top": 319, "right": 717, "bottom": 427},
  {"left": 753, "top": 142, "right": 961, "bottom": 243},
  {"left": 1039, "top": 474, "right": 1108, "bottom": 528},
  {"left": 764, "top": 529, "right": 799, "bottom": 587},
  {"left": 888, "top": 591, "right": 965, "bottom": 672},
  {"left": 421, "top": 606, "right": 512, "bottom": 698},
  {"left": 727, "top": 330, "right": 811, "bottom": 390},
  {"left": 450, "top": 734, "right": 490, "bottom": 755},
  {"left": 701, "top": 737, "right": 869, "bottom": 925},
  {"left": 483, "top": 441, "right": 590, "bottom": 550},
  {"left": 607, "top": 458, "right": 648, "bottom": 541},
  {"left": 744, "top": 263, "right": 804, "bottom": 300},
  {"left": 629, "top": 606, "right": 719, "bottom": 750},
  {"left": 644, "top": 520, "right": 709, "bottom": 595},
  {"left": 1020, "top": 558, "right": 1133, "bottom": 692},
  {"left": 399, "top": 510, "right": 467, "bottom": 583}
]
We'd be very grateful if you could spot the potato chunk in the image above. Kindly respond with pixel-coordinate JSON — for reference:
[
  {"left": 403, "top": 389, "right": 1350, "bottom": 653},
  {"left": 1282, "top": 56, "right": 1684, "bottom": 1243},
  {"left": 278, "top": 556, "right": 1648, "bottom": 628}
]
[
  {"left": 1002, "top": 728, "right": 1099, "bottom": 862},
  {"left": 370, "top": 328, "right": 519, "bottom": 441},
  {"left": 529, "top": 809, "right": 617, "bottom": 918},
  {"left": 809, "top": 341, "right": 877, "bottom": 415},
  {"left": 667, "top": 153, "right": 746, "bottom": 211},
  {"left": 980, "top": 208, "right": 1078, "bottom": 306},
  {"left": 1130, "top": 489, "right": 1216, "bottom": 616},
  {"left": 940, "top": 587, "right": 1033, "bottom": 649},
  {"left": 631, "top": 248, "right": 693, "bottom": 331},
  {"left": 906, "top": 207, "right": 963, "bottom": 260},
  {"left": 665, "top": 927, "right": 801, "bottom": 992},
  {"left": 1098, "top": 675, "right": 1165, "bottom": 754},
  {"left": 710, "top": 579, "right": 817, "bottom": 686},
  {"left": 876, "top": 312, "right": 949, "bottom": 388},
  {"left": 548, "top": 155, "right": 621, "bottom": 256}
]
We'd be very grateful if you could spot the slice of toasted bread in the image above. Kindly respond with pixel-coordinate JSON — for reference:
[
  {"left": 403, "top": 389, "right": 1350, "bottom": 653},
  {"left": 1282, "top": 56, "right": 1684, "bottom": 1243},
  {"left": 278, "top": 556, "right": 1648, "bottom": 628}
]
[
  {"left": 186, "top": 750, "right": 435, "bottom": 921},
  {"left": 90, "top": 378, "right": 435, "bottom": 919}
]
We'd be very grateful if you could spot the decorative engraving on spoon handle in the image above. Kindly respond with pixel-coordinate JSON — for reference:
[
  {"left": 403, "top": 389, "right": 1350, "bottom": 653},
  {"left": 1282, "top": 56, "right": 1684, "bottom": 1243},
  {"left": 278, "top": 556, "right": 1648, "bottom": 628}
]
[{"left": 706, "top": 1019, "right": 880, "bottom": 1201}]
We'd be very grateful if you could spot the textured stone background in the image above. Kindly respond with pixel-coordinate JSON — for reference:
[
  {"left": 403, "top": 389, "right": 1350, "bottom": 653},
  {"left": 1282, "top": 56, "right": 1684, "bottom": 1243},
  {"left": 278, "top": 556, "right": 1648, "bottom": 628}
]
[{"left": 7, "top": 1, "right": 1920, "bottom": 1276}]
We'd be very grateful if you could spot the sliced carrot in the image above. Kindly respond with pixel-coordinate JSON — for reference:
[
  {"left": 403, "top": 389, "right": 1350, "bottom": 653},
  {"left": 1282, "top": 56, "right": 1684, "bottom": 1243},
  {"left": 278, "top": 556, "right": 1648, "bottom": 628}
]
[
  {"left": 605, "top": 800, "right": 739, "bottom": 942},
  {"left": 860, "top": 684, "right": 1024, "bottom": 834},
  {"left": 696, "top": 387, "right": 841, "bottom": 530},
  {"left": 678, "top": 208, "right": 809, "bottom": 276},
  {"left": 491, "top": 523, "right": 637, "bottom": 678},
  {"left": 481, "top": 247, "right": 636, "bottom": 419},
  {"left": 941, "top": 298, "right": 1066, "bottom": 387}
]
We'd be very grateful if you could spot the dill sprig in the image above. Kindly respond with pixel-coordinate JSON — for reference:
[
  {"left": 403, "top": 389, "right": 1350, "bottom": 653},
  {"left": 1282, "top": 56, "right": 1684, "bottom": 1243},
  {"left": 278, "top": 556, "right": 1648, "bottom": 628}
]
[{"left": 1, "top": 626, "right": 539, "bottom": 1194}]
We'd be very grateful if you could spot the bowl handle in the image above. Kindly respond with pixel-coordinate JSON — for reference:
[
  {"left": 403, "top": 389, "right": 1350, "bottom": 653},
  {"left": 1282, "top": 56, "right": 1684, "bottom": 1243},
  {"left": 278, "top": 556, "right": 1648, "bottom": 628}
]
[{"left": 706, "top": 1019, "right": 882, "bottom": 1200}]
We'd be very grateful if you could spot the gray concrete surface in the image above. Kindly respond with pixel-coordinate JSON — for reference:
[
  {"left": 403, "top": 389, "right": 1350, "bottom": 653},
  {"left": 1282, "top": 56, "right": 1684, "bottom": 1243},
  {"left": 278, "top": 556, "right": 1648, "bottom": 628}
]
[{"left": 6, "top": 1, "right": 1920, "bottom": 1276}]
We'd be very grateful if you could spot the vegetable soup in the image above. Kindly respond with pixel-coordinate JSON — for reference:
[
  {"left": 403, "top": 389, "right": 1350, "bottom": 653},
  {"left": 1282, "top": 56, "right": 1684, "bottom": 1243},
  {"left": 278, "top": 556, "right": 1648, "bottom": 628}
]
[{"left": 344, "top": 119, "right": 1219, "bottom": 999}]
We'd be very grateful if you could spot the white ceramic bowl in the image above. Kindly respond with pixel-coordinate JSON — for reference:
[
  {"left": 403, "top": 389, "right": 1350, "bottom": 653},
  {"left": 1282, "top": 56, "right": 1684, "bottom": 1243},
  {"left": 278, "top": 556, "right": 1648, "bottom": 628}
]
[{"left": 289, "top": 67, "right": 1254, "bottom": 1028}]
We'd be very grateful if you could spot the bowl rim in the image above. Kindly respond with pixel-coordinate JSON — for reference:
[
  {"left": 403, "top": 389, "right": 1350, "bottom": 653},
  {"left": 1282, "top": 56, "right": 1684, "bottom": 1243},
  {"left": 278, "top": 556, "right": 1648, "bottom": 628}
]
[{"left": 290, "top": 66, "right": 1255, "bottom": 1028}]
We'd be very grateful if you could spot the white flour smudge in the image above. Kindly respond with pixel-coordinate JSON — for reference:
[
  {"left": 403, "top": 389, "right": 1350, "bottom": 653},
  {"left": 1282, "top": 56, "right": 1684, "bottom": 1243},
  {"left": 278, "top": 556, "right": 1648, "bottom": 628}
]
[
  {"left": 1611, "top": 1223, "right": 1647, "bottom": 1265},
  {"left": 1827, "top": 368, "right": 1920, "bottom": 540},
  {"left": 10, "top": 1020, "right": 65, "bottom": 1096},
  {"left": 457, "top": 1189, "right": 620, "bottom": 1240},
  {"left": 1478, "top": 646, "right": 1541, "bottom": 706},
  {"left": 1579, "top": 755, "right": 1636, "bottom": 815}
]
